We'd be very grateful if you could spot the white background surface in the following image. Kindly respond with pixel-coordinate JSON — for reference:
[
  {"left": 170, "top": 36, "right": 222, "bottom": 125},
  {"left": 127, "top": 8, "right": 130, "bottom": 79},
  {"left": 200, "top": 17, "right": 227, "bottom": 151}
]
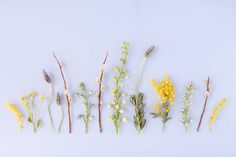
[{"left": 0, "top": 0, "right": 236, "bottom": 157}]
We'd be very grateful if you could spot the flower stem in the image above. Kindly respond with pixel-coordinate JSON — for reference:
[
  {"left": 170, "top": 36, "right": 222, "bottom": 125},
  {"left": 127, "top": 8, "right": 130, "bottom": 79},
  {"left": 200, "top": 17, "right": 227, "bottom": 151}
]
[
  {"left": 58, "top": 105, "right": 64, "bottom": 133},
  {"left": 48, "top": 83, "right": 55, "bottom": 131}
]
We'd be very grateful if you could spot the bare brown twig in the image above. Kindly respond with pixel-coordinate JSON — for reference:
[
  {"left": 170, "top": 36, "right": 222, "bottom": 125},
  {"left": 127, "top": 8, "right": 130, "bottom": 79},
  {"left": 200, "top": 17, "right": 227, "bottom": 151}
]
[
  {"left": 197, "top": 76, "right": 210, "bottom": 132},
  {"left": 97, "top": 52, "right": 108, "bottom": 133},
  {"left": 53, "top": 52, "right": 72, "bottom": 134}
]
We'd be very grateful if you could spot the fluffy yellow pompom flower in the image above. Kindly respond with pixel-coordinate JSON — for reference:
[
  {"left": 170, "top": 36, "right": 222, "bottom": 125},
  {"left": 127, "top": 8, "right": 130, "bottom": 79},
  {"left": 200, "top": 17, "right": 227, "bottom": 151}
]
[
  {"left": 151, "top": 74, "right": 175, "bottom": 103},
  {"left": 150, "top": 74, "right": 175, "bottom": 130},
  {"left": 5, "top": 103, "right": 24, "bottom": 129},
  {"left": 209, "top": 98, "right": 227, "bottom": 129}
]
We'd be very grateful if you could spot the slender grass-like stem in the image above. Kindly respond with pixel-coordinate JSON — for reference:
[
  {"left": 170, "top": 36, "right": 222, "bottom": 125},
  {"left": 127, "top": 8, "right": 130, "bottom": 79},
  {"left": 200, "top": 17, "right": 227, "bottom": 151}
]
[
  {"left": 48, "top": 83, "right": 55, "bottom": 131},
  {"left": 134, "top": 46, "right": 155, "bottom": 96},
  {"left": 58, "top": 105, "right": 64, "bottom": 133}
]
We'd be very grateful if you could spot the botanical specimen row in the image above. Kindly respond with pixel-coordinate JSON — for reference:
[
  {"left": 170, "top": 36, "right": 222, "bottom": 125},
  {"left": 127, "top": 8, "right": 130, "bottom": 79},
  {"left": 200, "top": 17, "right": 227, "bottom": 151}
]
[{"left": 4, "top": 42, "right": 228, "bottom": 134}]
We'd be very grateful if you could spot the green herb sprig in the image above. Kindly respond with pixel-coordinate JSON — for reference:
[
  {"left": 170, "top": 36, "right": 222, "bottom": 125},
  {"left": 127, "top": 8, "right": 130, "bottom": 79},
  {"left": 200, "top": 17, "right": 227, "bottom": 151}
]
[
  {"left": 109, "top": 41, "right": 129, "bottom": 135},
  {"left": 76, "top": 83, "right": 94, "bottom": 133},
  {"left": 180, "top": 82, "right": 195, "bottom": 133}
]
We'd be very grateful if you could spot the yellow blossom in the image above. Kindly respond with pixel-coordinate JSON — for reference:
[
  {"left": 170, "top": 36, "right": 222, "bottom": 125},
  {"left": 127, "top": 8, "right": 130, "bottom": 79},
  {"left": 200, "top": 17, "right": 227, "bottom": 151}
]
[
  {"left": 28, "top": 92, "right": 38, "bottom": 97},
  {"left": 151, "top": 74, "right": 175, "bottom": 130},
  {"left": 154, "top": 104, "right": 161, "bottom": 113},
  {"left": 151, "top": 74, "right": 175, "bottom": 102},
  {"left": 210, "top": 98, "right": 227, "bottom": 129},
  {"left": 39, "top": 96, "right": 47, "bottom": 102},
  {"left": 5, "top": 103, "right": 24, "bottom": 129}
]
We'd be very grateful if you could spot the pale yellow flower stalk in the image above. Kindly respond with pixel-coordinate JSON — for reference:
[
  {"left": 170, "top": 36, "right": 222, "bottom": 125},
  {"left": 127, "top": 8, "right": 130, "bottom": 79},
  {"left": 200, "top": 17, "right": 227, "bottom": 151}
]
[
  {"left": 209, "top": 98, "right": 228, "bottom": 129},
  {"left": 5, "top": 103, "right": 24, "bottom": 129}
]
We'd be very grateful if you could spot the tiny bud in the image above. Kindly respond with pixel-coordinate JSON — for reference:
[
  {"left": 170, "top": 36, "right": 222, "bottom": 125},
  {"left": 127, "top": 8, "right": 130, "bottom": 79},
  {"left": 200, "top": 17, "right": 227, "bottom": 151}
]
[{"left": 122, "top": 117, "right": 128, "bottom": 122}]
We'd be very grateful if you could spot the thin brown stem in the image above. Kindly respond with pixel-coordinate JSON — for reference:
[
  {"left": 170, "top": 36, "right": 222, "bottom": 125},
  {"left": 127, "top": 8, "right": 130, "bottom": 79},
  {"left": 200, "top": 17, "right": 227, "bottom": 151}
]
[
  {"left": 98, "top": 52, "right": 108, "bottom": 133},
  {"left": 53, "top": 52, "right": 72, "bottom": 134},
  {"left": 197, "top": 76, "right": 210, "bottom": 132}
]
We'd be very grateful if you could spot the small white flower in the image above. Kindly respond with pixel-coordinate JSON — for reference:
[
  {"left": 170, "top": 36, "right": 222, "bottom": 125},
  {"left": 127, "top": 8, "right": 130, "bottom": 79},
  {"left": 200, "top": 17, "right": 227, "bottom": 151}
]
[
  {"left": 112, "top": 89, "right": 116, "bottom": 94},
  {"left": 122, "top": 100, "right": 127, "bottom": 104},
  {"left": 64, "top": 89, "right": 69, "bottom": 95},
  {"left": 114, "top": 67, "right": 119, "bottom": 72},
  {"left": 121, "top": 93, "right": 126, "bottom": 97},
  {"left": 108, "top": 116, "right": 113, "bottom": 121},
  {"left": 112, "top": 101, "right": 115, "bottom": 105},
  {"left": 115, "top": 105, "right": 119, "bottom": 109},
  {"left": 122, "top": 117, "right": 128, "bottom": 122},
  {"left": 119, "top": 109, "right": 125, "bottom": 113},
  {"left": 107, "top": 104, "right": 112, "bottom": 108},
  {"left": 89, "top": 116, "right": 93, "bottom": 121},
  {"left": 96, "top": 77, "right": 99, "bottom": 84},
  {"left": 119, "top": 83, "right": 124, "bottom": 87}
]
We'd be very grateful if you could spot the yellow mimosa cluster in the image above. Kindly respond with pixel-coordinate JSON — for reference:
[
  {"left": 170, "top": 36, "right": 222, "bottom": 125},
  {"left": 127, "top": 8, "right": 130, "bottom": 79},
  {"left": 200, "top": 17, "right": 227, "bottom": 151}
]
[
  {"left": 5, "top": 103, "right": 24, "bottom": 129},
  {"left": 151, "top": 74, "right": 175, "bottom": 104},
  {"left": 210, "top": 98, "right": 227, "bottom": 129}
]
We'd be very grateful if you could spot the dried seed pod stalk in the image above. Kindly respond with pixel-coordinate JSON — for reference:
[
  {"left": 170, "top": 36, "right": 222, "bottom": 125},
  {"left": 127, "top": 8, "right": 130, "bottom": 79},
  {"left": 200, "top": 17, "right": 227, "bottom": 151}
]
[
  {"left": 76, "top": 83, "right": 94, "bottom": 133},
  {"left": 110, "top": 41, "right": 129, "bottom": 135},
  {"left": 180, "top": 82, "right": 195, "bottom": 133},
  {"left": 43, "top": 70, "right": 55, "bottom": 131},
  {"left": 197, "top": 76, "right": 210, "bottom": 132},
  {"left": 130, "top": 45, "right": 155, "bottom": 134},
  {"left": 97, "top": 52, "right": 108, "bottom": 133},
  {"left": 53, "top": 52, "right": 72, "bottom": 133}
]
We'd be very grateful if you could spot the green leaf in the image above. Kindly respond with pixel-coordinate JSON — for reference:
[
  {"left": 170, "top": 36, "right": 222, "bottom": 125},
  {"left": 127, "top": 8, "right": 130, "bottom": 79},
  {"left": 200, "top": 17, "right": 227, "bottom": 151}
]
[
  {"left": 28, "top": 117, "right": 32, "bottom": 123},
  {"left": 37, "top": 120, "right": 41, "bottom": 128},
  {"left": 163, "top": 117, "right": 172, "bottom": 123}
]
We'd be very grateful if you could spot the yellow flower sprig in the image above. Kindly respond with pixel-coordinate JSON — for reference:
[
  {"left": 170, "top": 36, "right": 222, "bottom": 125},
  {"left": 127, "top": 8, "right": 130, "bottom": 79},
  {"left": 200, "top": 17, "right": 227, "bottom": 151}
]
[
  {"left": 209, "top": 98, "right": 227, "bottom": 129},
  {"left": 150, "top": 74, "right": 175, "bottom": 130},
  {"left": 20, "top": 92, "right": 46, "bottom": 133},
  {"left": 5, "top": 103, "right": 24, "bottom": 129}
]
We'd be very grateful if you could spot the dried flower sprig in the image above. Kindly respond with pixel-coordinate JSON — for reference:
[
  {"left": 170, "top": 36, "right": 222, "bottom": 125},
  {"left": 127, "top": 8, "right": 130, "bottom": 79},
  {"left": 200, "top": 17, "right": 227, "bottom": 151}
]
[
  {"left": 197, "top": 76, "right": 211, "bottom": 132},
  {"left": 180, "top": 82, "right": 195, "bottom": 133},
  {"left": 53, "top": 52, "right": 72, "bottom": 134},
  {"left": 109, "top": 41, "right": 129, "bottom": 135},
  {"left": 5, "top": 103, "right": 24, "bottom": 129},
  {"left": 20, "top": 92, "right": 46, "bottom": 133},
  {"left": 96, "top": 52, "right": 108, "bottom": 133},
  {"left": 56, "top": 92, "right": 64, "bottom": 132},
  {"left": 130, "top": 45, "right": 155, "bottom": 134},
  {"left": 43, "top": 70, "right": 55, "bottom": 131},
  {"left": 150, "top": 74, "right": 175, "bottom": 131},
  {"left": 76, "top": 83, "right": 94, "bottom": 133},
  {"left": 209, "top": 98, "right": 227, "bottom": 130}
]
